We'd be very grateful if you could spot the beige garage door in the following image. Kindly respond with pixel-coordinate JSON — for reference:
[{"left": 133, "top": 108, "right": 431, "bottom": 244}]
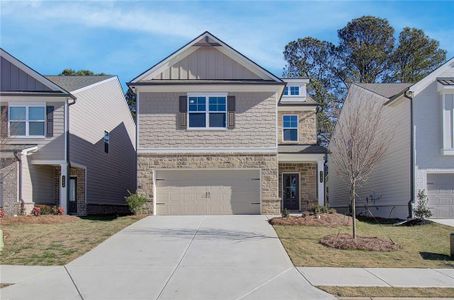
[
  {"left": 427, "top": 174, "right": 454, "bottom": 218},
  {"left": 155, "top": 169, "right": 261, "bottom": 215}
]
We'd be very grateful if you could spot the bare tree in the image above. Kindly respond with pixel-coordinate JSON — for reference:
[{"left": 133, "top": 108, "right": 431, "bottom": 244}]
[{"left": 330, "top": 95, "right": 393, "bottom": 239}]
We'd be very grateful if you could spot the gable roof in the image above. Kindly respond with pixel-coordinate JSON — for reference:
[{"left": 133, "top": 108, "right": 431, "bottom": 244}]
[
  {"left": 409, "top": 57, "right": 454, "bottom": 96},
  {"left": 129, "top": 31, "right": 282, "bottom": 84},
  {"left": 0, "top": 48, "right": 74, "bottom": 98},
  {"left": 355, "top": 83, "right": 412, "bottom": 100},
  {"left": 46, "top": 75, "right": 115, "bottom": 92}
]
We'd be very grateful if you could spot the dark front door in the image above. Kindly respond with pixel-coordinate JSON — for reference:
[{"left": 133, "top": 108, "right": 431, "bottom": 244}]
[
  {"left": 67, "top": 177, "right": 77, "bottom": 214},
  {"left": 283, "top": 173, "right": 299, "bottom": 210}
]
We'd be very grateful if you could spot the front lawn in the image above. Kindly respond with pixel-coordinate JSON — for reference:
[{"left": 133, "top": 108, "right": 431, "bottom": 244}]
[
  {"left": 273, "top": 218, "right": 454, "bottom": 268},
  {"left": 0, "top": 215, "right": 144, "bottom": 265},
  {"left": 318, "top": 286, "right": 454, "bottom": 298}
]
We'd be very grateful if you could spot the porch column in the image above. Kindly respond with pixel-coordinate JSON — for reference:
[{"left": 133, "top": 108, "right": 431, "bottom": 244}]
[
  {"left": 317, "top": 160, "right": 325, "bottom": 206},
  {"left": 59, "top": 163, "right": 68, "bottom": 214}
]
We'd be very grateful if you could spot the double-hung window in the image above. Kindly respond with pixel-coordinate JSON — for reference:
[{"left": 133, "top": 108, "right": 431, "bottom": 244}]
[
  {"left": 283, "top": 115, "right": 298, "bottom": 142},
  {"left": 188, "top": 95, "right": 227, "bottom": 129},
  {"left": 9, "top": 105, "right": 45, "bottom": 137}
]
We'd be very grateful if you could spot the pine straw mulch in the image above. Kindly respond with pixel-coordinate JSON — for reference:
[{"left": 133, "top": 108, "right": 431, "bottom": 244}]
[
  {"left": 0, "top": 215, "right": 79, "bottom": 225},
  {"left": 320, "top": 233, "right": 400, "bottom": 252},
  {"left": 269, "top": 213, "right": 352, "bottom": 227}
]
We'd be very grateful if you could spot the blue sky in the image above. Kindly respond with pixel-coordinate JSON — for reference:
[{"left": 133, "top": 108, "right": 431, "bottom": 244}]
[{"left": 1, "top": 1, "right": 453, "bottom": 90}]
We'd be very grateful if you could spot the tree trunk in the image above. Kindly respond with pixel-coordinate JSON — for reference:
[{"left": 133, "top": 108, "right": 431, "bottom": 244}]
[{"left": 351, "top": 181, "right": 356, "bottom": 239}]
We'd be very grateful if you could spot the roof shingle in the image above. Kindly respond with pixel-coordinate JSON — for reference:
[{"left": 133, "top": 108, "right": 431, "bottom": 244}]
[
  {"left": 46, "top": 75, "right": 114, "bottom": 92},
  {"left": 355, "top": 83, "right": 412, "bottom": 99}
]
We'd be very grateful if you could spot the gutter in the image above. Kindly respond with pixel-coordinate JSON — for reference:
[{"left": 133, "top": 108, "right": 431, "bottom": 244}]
[
  {"left": 404, "top": 89, "right": 415, "bottom": 219},
  {"left": 66, "top": 97, "right": 77, "bottom": 208}
]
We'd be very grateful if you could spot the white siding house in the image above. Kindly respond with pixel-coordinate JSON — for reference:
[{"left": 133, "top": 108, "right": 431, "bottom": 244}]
[{"left": 329, "top": 58, "right": 454, "bottom": 219}]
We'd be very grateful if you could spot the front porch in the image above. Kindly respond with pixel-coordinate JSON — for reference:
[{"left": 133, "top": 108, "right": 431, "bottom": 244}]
[{"left": 278, "top": 145, "right": 326, "bottom": 213}]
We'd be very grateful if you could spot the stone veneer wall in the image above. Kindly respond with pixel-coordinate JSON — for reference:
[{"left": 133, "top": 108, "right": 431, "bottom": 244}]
[
  {"left": 0, "top": 158, "right": 19, "bottom": 215},
  {"left": 137, "top": 153, "right": 280, "bottom": 214},
  {"left": 278, "top": 111, "right": 317, "bottom": 144},
  {"left": 279, "top": 162, "right": 317, "bottom": 211}
]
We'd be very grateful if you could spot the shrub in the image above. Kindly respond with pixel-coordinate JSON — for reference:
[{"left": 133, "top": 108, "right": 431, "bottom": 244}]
[
  {"left": 0, "top": 208, "right": 4, "bottom": 218},
  {"left": 125, "top": 191, "right": 148, "bottom": 215},
  {"left": 414, "top": 189, "right": 432, "bottom": 219},
  {"left": 313, "top": 204, "right": 330, "bottom": 215},
  {"left": 56, "top": 207, "right": 64, "bottom": 215},
  {"left": 282, "top": 208, "right": 289, "bottom": 218},
  {"left": 31, "top": 207, "right": 41, "bottom": 216},
  {"left": 39, "top": 205, "right": 54, "bottom": 215}
]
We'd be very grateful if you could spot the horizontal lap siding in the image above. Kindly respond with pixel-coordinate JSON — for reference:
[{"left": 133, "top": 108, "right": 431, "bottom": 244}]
[
  {"left": 139, "top": 92, "right": 277, "bottom": 149},
  {"left": 328, "top": 86, "right": 411, "bottom": 219},
  {"left": 69, "top": 79, "right": 136, "bottom": 206}
]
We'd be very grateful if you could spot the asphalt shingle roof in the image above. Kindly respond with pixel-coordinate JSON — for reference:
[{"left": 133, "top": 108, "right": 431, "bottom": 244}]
[
  {"left": 278, "top": 144, "right": 328, "bottom": 154},
  {"left": 46, "top": 75, "right": 114, "bottom": 92},
  {"left": 356, "top": 83, "right": 412, "bottom": 99}
]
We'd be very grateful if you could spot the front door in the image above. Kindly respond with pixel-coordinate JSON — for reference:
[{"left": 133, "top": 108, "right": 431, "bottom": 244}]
[
  {"left": 283, "top": 173, "right": 299, "bottom": 210},
  {"left": 67, "top": 177, "right": 77, "bottom": 214}
]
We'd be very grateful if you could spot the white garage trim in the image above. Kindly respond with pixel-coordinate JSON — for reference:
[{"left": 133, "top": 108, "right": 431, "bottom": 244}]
[{"left": 153, "top": 168, "right": 262, "bottom": 215}]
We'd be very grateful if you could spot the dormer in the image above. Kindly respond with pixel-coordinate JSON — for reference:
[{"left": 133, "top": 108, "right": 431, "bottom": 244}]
[{"left": 281, "top": 78, "right": 309, "bottom": 102}]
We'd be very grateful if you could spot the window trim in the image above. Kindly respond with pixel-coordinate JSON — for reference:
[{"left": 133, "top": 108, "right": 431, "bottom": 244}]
[
  {"left": 8, "top": 104, "right": 46, "bottom": 138},
  {"left": 187, "top": 93, "right": 228, "bottom": 130},
  {"left": 282, "top": 114, "right": 299, "bottom": 142},
  {"left": 442, "top": 92, "right": 454, "bottom": 155},
  {"left": 283, "top": 85, "right": 300, "bottom": 97}
]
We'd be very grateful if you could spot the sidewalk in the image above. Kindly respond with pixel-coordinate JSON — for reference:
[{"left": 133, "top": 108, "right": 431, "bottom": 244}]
[{"left": 298, "top": 267, "right": 454, "bottom": 288}]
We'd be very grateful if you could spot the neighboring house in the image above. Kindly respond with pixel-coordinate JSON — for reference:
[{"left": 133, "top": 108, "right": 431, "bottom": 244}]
[
  {"left": 129, "top": 32, "right": 326, "bottom": 215},
  {"left": 0, "top": 48, "right": 136, "bottom": 216},
  {"left": 328, "top": 58, "right": 454, "bottom": 219}
]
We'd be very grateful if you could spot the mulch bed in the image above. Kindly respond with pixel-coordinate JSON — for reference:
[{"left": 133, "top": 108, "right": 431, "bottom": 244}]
[
  {"left": 0, "top": 215, "right": 79, "bottom": 225},
  {"left": 320, "top": 233, "right": 400, "bottom": 252},
  {"left": 269, "top": 213, "right": 352, "bottom": 227}
]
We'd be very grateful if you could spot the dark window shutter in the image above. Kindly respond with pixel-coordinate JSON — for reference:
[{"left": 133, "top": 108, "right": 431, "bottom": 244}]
[
  {"left": 178, "top": 96, "right": 187, "bottom": 129},
  {"left": 1, "top": 105, "right": 8, "bottom": 138},
  {"left": 227, "top": 96, "right": 235, "bottom": 129},
  {"left": 46, "top": 106, "right": 54, "bottom": 137}
]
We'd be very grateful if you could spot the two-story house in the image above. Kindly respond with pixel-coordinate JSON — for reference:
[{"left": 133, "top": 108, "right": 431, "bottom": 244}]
[
  {"left": 0, "top": 48, "right": 136, "bottom": 216},
  {"left": 129, "top": 32, "right": 326, "bottom": 215},
  {"left": 329, "top": 58, "right": 454, "bottom": 219}
]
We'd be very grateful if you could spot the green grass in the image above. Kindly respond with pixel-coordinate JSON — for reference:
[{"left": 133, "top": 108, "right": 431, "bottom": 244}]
[
  {"left": 273, "top": 219, "right": 454, "bottom": 268},
  {"left": 318, "top": 286, "right": 454, "bottom": 298},
  {"left": 0, "top": 215, "right": 144, "bottom": 265}
]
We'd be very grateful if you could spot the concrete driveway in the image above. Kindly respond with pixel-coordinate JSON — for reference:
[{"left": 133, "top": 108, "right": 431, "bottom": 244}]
[
  {"left": 431, "top": 219, "right": 454, "bottom": 227},
  {"left": 1, "top": 216, "right": 333, "bottom": 300}
]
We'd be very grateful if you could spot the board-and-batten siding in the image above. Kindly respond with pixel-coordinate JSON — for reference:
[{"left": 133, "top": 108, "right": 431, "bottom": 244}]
[
  {"left": 152, "top": 47, "right": 261, "bottom": 80},
  {"left": 69, "top": 78, "right": 136, "bottom": 206},
  {"left": 2, "top": 98, "right": 66, "bottom": 161},
  {"left": 0, "top": 57, "right": 51, "bottom": 92},
  {"left": 328, "top": 85, "right": 411, "bottom": 219},
  {"left": 138, "top": 92, "right": 277, "bottom": 149}
]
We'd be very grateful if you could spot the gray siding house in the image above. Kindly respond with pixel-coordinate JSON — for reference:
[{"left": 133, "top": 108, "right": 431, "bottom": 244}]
[
  {"left": 129, "top": 32, "right": 326, "bottom": 215},
  {"left": 0, "top": 49, "right": 136, "bottom": 215},
  {"left": 329, "top": 58, "right": 454, "bottom": 219}
]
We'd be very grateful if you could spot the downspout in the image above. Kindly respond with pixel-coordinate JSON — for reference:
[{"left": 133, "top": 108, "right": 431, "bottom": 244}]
[
  {"left": 13, "top": 151, "right": 22, "bottom": 207},
  {"left": 404, "top": 90, "right": 415, "bottom": 219},
  {"left": 66, "top": 97, "right": 77, "bottom": 209}
]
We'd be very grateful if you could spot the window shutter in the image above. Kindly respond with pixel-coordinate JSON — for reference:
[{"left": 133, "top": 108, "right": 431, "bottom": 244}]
[
  {"left": 227, "top": 96, "right": 235, "bottom": 129},
  {"left": 46, "top": 106, "right": 54, "bottom": 137},
  {"left": 1, "top": 105, "right": 8, "bottom": 138},
  {"left": 178, "top": 96, "right": 187, "bottom": 129}
]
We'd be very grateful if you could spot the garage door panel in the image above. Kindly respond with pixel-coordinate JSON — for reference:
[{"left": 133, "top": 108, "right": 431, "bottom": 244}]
[
  {"left": 156, "top": 170, "right": 260, "bottom": 215},
  {"left": 427, "top": 174, "right": 454, "bottom": 218}
]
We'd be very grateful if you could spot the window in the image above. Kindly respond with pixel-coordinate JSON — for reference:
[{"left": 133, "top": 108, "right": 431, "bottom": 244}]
[
  {"left": 9, "top": 105, "right": 45, "bottom": 137},
  {"left": 103, "top": 130, "right": 110, "bottom": 153},
  {"left": 283, "top": 115, "right": 298, "bottom": 141},
  {"left": 188, "top": 95, "right": 227, "bottom": 129},
  {"left": 283, "top": 86, "right": 300, "bottom": 96}
]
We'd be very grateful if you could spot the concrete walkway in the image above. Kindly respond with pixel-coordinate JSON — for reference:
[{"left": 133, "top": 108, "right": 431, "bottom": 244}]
[
  {"left": 299, "top": 267, "right": 454, "bottom": 287},
  {"left": 1, "top": 216, "right": 334, "bottom": 300},
  {"left": 431, "top": 219, "right": 454, "bottom": 227}
]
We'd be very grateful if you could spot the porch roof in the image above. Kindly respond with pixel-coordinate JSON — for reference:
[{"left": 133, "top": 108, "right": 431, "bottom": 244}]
[
  {"left": 278, "top": 144, "right": 327, "bottom": 154},
  {"left": 0, "top": 144, "right": 37, "bottom": 152}
]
